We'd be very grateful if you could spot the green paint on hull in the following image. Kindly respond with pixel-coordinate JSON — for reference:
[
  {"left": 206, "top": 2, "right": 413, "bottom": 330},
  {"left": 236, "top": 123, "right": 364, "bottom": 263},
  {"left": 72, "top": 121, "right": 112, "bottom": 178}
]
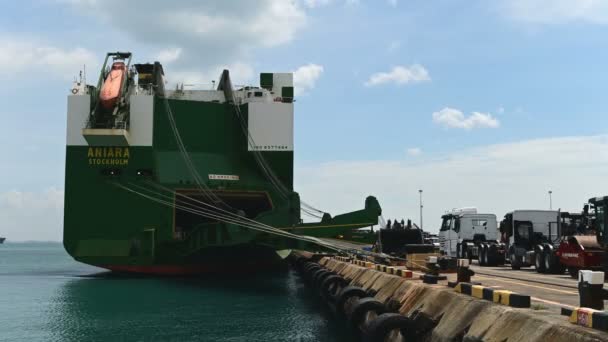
[{"left": 64, "top": 89, "right": 381, "bottom": 274}]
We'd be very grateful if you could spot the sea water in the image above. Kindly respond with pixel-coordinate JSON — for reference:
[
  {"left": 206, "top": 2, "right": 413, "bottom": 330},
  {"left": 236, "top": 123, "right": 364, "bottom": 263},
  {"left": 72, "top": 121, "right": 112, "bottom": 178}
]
[{"left": 0, "top": 243, "right": 351, "bottom": 341}]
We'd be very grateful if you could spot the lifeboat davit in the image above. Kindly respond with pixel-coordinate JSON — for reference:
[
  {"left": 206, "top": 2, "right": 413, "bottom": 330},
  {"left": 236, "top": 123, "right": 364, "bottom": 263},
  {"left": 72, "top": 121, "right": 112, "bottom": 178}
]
[{"left": 99, "top": 61, "right": 126, "bottom": 109}]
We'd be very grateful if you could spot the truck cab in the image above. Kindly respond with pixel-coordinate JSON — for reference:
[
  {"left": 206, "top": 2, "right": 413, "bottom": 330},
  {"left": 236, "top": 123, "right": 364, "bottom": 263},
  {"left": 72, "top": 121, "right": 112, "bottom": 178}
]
[
  {"left": 590, "top": 196, "right": 608, "bottom": 248},
  {"left": 438, "top": 208, "right": 500, "bottom": 265},
  {"left": 501, "top": 210, "right": 561, "bottom": 270}
]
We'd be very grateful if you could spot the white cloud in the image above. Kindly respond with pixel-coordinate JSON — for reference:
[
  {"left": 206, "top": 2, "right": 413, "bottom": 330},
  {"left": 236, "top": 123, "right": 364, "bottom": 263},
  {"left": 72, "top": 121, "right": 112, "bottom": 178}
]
[
  {"left": 407, "top": 147, "right": 422, "bottom": 156},
  {"left": 388, "top": 0, "right": 398, "bottom": 7},
  {"left": 66, "top": 0, "right": 307, "bottom": 81},
  {"left": 365, "top": 64, "right": 430, "bottom": 87},
  {"left": 301, "top": 0, "right": 359, "bottom": 8},
  {"left": 303, "top": 0, "right": 331, "bottom": 8},
  {"left": 295, "top": 135, "right": 608, "bottom": 231},
  {"left": 0, "top": 36, "right": 96, "bottom": 79},
  {"left": 156, "top": 48, "right": 182, "bottom": 64},
  {"left": 432, "top": 107, "right": 500, "bottom": 130},
  {"left": 501, "top": 0, "right": 608, "bottom": 24},
  {"left": 0, "top": 188, "right": 64, "bottom": 241},
  {"left": 294, "top": 63, "right": 324, "bottom": 95},
  {"left": 167, "top": 62, "right": 255, "bottom": 88}
]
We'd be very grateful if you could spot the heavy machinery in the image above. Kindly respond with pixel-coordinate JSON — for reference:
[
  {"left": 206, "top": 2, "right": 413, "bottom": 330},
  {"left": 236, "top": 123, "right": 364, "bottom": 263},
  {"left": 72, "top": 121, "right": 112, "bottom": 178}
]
[
  {"left": 590, "top": 196, "right": 608, "bottom": 250},
  {"left": 438, "top": 208, "right": 505, "bottom": 266},
  {"left": 500, "top": 210, "right": 564, "bottom": 272},
  {"left": 555, "top": 210, "right": 604, "bottom": 278}
]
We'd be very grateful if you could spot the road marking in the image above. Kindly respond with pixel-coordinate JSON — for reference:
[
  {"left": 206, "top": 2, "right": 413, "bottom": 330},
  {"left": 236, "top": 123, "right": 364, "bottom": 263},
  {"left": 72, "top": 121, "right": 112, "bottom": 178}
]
[
  {"left": 530, "top": 296, "right": 575, "bottom": 309},
  {"left": 411, "top": 270, "right": 578, "bottom": 308},
  {"left": 474, "top": 275, "right": 578, "bottom": 295}
]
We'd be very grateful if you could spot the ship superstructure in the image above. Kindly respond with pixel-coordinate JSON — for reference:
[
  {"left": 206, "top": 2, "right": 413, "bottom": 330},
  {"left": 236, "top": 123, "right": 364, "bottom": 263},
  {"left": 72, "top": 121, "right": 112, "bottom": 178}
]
[{"left": 64, "top": 52, "right": 381, "bottom": 274}]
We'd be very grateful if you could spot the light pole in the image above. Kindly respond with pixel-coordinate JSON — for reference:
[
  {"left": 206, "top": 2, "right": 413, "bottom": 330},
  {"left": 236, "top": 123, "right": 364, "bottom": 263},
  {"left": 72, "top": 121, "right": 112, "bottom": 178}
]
[
  {"left": 419, "top": 189, "right": 423, "bottom": 230},
  {"left": 548, "top": 190, "right": 553, "bottom": 210}
]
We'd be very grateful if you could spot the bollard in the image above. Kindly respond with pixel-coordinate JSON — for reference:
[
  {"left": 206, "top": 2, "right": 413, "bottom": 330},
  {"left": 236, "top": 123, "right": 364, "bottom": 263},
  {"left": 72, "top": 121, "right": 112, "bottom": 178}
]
[
  {"left": 578, "top": 270, "right": 605, "bottom": 310},
  {"left": 456, "top": 259, "right": 475, "bottom": 284},
  {"left": 423, "top": 256, "right": 440, "bottom": 284}
]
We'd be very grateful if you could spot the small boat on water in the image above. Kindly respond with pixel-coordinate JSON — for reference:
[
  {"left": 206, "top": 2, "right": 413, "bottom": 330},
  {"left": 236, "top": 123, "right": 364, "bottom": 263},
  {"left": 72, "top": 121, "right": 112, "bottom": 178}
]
[{"left": 0, "top": 237, "right": 5, "bottom": 244}]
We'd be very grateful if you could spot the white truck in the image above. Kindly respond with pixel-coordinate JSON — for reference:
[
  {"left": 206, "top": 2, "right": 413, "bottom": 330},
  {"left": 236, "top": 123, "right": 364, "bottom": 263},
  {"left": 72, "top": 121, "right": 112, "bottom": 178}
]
[
  {"left": 438, "top": 208, "right": 504, "bottom": 266},
  {"left": 500, "top": 210, "right": 563, "bottom": 272}
]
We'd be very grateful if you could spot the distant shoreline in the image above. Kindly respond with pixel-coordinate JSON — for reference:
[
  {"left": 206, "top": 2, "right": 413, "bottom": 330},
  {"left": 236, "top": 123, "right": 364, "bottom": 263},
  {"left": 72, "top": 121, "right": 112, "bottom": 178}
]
[{"left": 1, "top": 241, "right": 62, "bottom": 244}]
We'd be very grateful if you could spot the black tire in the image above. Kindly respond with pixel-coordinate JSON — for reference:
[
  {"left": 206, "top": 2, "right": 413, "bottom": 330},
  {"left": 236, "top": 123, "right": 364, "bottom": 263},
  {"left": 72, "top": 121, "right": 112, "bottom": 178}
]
[
  {"left": 320, "top": 275, "right": 348, "bottom": 302},
  {"left": 479, "top": 245, "right": 487, "bottom": 266},
  {"left": 478, "top": 246, "right": 484, "bottom": 266},
  {"left": 313, "top": 269, "right": 333, "bottom": 291},
  {"left": 295, "top": 257, "right": 307, "bottom": 271},
  {"left": 544, "top": 249, "right": 552, "bottom": 273},
  {"left": 535, "top": 249, "right": 546, "bottom": 273},
  {"left": 336, "top": 286, "right": 369, "bottom": 317},
  {"left": 487, "top": 245, "right": 498, "bottom": 266},
  {"left": 467, "top": 249, "right": 473, "bottom": 264},
  {"left": 362, "top": 313, "right": 413, "bottom": 342},
  {"left": 348, "top": 297, "right": 387, "bottom": 332},
  {"left": 510, "top": 251, "right": 521, "bottom": 270},
  {"left": 304, "top": 263, "right": 321, "bottom": 276},
  {"left": 304, "top": 263, "right": 320, "bottom": 275},
  {"left": 568, "top": 267, "right": 579, "bottom": 279},
  {"left": 555, "top": 261, "right": 566, "bottom": 275},
  {"left": 545, "top": 251, "right": 564, "bottom": 274}
]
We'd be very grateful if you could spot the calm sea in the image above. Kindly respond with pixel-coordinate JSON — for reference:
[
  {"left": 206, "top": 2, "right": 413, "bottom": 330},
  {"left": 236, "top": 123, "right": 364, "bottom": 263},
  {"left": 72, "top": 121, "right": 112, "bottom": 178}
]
[{"left": 0, "top": 242, "right": 351, "bottom": 341}]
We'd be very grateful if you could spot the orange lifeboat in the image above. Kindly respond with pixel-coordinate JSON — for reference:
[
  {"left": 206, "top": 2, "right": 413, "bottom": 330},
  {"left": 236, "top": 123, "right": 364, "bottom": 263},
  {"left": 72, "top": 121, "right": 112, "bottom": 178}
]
[{"left": 99, "top": 61, "right": 126, "bottom": 109}]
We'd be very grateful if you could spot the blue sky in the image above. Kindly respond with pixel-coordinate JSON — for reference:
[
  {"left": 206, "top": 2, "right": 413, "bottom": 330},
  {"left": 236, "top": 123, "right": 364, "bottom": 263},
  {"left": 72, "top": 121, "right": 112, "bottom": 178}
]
[{"left": 1, "top": 0, "right": 608, "bottom": 240}]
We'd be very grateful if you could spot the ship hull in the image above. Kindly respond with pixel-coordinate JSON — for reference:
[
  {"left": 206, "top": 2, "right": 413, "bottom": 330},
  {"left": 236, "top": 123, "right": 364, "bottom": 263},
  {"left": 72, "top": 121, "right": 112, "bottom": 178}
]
[{"left": 97, "top": 244, "right": 288, "bottom": 275}]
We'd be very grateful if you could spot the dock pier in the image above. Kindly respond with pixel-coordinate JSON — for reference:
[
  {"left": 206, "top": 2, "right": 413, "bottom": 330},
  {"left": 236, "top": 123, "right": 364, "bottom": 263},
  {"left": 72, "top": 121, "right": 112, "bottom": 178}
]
[{"left": 291, "top": 252, "right": 608, "bottom": 341}]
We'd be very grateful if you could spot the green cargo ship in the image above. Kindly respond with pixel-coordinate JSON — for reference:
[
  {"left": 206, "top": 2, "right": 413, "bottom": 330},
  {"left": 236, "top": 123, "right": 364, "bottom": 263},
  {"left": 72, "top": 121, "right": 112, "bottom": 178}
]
[{"left": 63, "top": 52, "right": 381, "bottom": 275}]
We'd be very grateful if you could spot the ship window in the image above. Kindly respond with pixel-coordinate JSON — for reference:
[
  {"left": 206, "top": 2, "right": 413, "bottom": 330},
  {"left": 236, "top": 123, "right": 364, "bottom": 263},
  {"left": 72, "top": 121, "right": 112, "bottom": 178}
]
[
  {"left": 247, "top": 92, "right": 252, "bottom": 98},
  {"left": 254, "top": 91, "right": 263, "bottom": 97}
]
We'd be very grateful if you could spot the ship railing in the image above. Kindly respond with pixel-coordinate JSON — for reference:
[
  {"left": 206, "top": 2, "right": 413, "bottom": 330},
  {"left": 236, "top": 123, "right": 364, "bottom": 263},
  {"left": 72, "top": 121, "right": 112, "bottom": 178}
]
[{"left": 114, "top": 120, "right": 127, "bottom": 130}]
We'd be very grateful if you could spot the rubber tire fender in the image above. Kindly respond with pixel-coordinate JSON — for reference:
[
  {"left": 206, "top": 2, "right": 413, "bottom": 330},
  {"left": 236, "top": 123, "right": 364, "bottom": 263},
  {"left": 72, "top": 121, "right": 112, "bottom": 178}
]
[
  {"left": 295, "top": 257, "right": 308, "bottom": 271},
  {"left": 311, "top": 269, "right": 331, "bottom": 290},
  {"left": 303, "top": 262, "right": 318, "bottom": 275},
  {"left": 348, "top": 297, "right": 388, "bottom": 332},
  {"left": 362, "top": 313, "right": 414, "bottom": 342},
  {"left": 314, "top": 270, "right": 335, "bottom": 292},
  {"left": 320, "top": 275, "right": 348, "bottom": 303},
  {"left": 304, "top": 264, "right": 321, "bottom": 280},
  {"left": 304, "top": 262, "right": 320, "bottom": 272},
  {"left": 336, "top": 286, "right": 369, "bottom": 316}
]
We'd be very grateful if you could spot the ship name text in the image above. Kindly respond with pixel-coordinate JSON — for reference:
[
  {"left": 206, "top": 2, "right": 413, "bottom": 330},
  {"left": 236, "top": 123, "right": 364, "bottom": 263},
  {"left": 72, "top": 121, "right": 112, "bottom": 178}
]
[{"left": 87, "top": 147, "right": 130, "bottom": 166}]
